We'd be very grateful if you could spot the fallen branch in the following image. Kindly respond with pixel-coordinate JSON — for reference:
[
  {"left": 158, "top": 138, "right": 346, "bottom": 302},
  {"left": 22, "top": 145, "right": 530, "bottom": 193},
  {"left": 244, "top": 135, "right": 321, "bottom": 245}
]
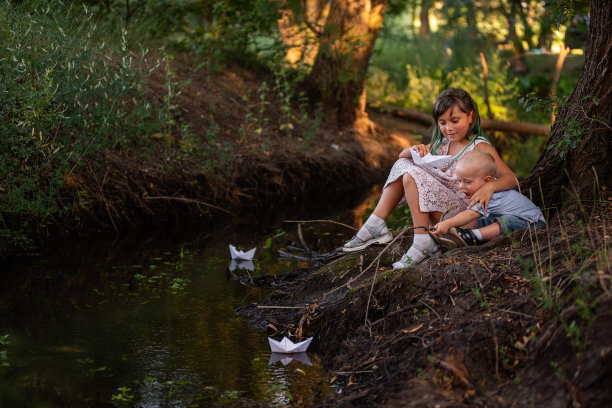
[
  {"left": 283, "top": 219, "right": 357, "bottom": 231},
  {"left": 144, "top": 195, "right": 236, "bottom": 215},
  {"left": 368, "top": 102, "right": 551, "bottom": 137}
]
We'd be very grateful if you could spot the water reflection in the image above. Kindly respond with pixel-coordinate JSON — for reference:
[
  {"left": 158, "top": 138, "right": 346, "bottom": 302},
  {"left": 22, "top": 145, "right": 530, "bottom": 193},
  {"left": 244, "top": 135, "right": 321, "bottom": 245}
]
[
  {"left": 0, "top": 185, "right": 385, "bottom": 407},
  {"left": 269, "top": 352, "right": 312, "bottom": 366}
]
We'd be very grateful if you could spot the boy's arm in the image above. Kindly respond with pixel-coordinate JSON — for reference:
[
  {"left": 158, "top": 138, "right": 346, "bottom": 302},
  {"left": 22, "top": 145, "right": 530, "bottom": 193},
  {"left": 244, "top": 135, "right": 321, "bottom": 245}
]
[{"left": 433, "top": 209, "right": 481, "bottom": 236}]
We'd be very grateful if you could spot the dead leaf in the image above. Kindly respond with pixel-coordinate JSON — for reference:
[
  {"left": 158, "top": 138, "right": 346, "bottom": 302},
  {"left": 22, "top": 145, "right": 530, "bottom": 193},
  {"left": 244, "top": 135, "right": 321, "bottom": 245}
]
[{"left": 402, "top": 323, "right": 424, "bottom": 333}]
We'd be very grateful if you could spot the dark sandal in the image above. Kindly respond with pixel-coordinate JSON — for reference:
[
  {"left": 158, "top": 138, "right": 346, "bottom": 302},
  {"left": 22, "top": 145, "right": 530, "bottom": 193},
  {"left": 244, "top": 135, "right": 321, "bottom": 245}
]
[
  {"left": 448, "top": 227, "right": 483, "bottom": 247},
  {"left": 428, "top": 231, "right": 457, "bottom": 250}
]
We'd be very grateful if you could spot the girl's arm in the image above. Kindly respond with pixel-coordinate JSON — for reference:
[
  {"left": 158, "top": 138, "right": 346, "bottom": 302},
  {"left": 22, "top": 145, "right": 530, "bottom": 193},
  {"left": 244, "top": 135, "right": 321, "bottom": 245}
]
[
  {"left": 472, "top": 143, "right": 518, "bottom": 211},
  {"left": 433, "top": 209, "right": 481, "bottom": 236},
  {"left": 399, "top": 143, "right": 431, "bottom": 159}
]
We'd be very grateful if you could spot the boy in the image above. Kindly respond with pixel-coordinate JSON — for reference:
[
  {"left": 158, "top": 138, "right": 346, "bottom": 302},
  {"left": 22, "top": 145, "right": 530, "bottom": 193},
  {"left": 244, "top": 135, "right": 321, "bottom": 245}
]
[{"left": 432, "top": 150, "right": 545, "bottom": 247}]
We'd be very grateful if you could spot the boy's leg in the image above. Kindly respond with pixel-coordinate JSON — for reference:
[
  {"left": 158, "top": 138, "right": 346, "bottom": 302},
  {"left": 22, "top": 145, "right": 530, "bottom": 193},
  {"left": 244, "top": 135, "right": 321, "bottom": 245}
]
[{"left": 478, "top": 222, "right": 501, "bottom": 240}]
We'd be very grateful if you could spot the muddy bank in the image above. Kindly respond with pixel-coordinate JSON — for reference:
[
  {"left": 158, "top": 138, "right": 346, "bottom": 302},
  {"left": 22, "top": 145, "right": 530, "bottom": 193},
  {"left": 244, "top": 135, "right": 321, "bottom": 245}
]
[
  {"left": 26, "top": 60, "right": 413, "bottom": 246},
  {"left": 237, "top": 200, "right": 612, "bottom": 407}
]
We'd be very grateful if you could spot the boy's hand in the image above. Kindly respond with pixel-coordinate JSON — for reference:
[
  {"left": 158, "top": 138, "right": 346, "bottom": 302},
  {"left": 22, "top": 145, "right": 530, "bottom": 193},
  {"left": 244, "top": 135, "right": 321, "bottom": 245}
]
[
  {"left": 432, "top": 222, "right": 449, "bottom": 237},
  {"left": 469, "top": 182, "right": 496, "bottom": 212}
]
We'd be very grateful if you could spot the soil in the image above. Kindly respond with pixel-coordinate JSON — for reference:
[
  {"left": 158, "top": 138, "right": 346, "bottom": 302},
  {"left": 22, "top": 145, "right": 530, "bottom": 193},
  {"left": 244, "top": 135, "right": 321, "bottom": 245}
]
[
  {"left": 237, "top": 199, "right": 612, "bottom": 408},
  {"left": 56, "top": 55, "right": 421, "bottom": 239}
]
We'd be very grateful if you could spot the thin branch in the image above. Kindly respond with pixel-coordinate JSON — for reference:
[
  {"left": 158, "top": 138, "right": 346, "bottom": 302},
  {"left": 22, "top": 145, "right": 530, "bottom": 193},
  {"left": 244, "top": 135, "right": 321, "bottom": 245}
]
[
  {"left": 283, "top": 219, "right": 357, "bottom": 231},
  {"left": 144, "top": 195, "right": 235, "bottom": 215}
]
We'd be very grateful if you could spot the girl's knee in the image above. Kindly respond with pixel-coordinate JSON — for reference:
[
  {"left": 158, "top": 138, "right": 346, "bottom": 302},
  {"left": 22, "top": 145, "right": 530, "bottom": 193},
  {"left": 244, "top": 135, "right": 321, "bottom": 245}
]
[{"left": 402, "top": 173, "right": 415, "bottom": 187}]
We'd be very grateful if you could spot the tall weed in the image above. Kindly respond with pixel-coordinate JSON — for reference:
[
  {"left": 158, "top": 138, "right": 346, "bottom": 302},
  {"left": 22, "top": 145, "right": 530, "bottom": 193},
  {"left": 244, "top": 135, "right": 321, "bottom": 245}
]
[{"left": 0, "top": 0, "right": 158, "bottom": 251}]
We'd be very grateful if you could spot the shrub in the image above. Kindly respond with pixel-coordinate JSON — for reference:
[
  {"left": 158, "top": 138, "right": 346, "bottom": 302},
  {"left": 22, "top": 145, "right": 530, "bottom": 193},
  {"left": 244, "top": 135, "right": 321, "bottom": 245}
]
[{"left": 0, "top": 0, "right": 158, "bottom": 252}]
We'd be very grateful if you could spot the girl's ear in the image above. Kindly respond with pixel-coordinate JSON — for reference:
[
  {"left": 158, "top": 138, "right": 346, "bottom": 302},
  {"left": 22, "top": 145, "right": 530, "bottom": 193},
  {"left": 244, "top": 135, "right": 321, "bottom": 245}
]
[{"left": 468, "top": 111, "right": 474, "bottom": 123}]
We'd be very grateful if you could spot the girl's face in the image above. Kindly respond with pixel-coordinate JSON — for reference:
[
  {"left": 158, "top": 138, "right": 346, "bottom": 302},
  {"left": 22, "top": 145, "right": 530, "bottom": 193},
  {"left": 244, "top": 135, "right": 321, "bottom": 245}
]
[{"left": 436, "top": 106, "right": 473, "bottom": 143}]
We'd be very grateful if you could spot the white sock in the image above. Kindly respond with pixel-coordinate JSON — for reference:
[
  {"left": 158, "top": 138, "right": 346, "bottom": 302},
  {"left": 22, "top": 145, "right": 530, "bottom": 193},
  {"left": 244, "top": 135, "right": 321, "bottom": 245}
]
[
  {"left": 356, "top": 214, "right": 387, "bottom": 241},
  {"left": 405, "top": 234, "right": 437, "bottom": 263},
  {"left": 471, "top": 229, "right": 483, "bottom": 240}
]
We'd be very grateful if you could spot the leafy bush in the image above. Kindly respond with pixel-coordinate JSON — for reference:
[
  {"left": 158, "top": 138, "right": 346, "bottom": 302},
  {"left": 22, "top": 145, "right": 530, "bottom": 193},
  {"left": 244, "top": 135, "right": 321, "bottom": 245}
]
[{"left": 0, "top": 0, "right": 159, "bottom": 251}]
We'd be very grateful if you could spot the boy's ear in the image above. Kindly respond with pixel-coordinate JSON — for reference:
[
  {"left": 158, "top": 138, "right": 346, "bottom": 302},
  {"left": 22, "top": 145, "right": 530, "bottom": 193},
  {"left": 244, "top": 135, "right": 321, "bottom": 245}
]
[{"left": 484, "top": 175, "right": 493, "bottom": 182}]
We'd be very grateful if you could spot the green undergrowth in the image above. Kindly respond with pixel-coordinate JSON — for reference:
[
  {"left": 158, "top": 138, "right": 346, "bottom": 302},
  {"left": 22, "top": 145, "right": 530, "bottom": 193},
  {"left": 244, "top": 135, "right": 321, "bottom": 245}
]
[{"left": 0, "top": 1, "right": 165, "bottom": 252}]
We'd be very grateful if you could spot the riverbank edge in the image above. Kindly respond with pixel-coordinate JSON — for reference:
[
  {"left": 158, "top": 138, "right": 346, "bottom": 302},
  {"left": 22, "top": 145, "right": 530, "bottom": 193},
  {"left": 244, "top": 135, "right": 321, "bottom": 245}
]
[{"left": 237, "top": 198, "right": 612, "bottom": 407}]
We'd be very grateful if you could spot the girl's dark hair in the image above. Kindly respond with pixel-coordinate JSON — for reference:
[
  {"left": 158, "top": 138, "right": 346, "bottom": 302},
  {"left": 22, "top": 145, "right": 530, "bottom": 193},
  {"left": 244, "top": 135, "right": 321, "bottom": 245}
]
[{"left": 430, "top": 88, "right": 491, "bottom": 163}]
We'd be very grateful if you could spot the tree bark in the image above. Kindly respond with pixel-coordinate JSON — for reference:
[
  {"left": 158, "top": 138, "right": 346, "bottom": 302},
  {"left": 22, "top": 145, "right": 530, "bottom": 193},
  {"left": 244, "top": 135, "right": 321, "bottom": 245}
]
[
  {"left": 502, "top": 0, "right": 528, "bottom": 74},
  {"left": 522, "top": 0, "right": 611, "bottom": 209},
  {"left": 306, "top": 0, "right": 388, "bottom": 130},
  {"left": 419, "top": 0, "right": 431, "bottom": 39},
  {"left": 277, "top": 0, "right": 330, "bottom": 66}
]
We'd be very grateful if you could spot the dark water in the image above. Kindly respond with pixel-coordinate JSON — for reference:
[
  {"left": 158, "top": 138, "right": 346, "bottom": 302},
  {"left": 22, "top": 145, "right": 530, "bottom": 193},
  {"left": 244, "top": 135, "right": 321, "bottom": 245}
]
[{"left": 0, "top": 188, "right": 385, "bottom": 407}]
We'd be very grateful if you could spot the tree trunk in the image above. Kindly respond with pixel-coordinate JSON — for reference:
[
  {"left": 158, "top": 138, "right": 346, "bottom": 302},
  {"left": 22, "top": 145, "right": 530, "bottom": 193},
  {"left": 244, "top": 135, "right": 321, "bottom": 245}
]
[
  {"left": 277, "top": 0, "right": 330, "bottom": 66},
  {"left": 419, "top": 0, "right": 431, "bottom": 39},
  {"left": 306, "top": 0, "right": 388, "bottom": 130},
  {"left": 502, "top": 1, "right": 528, "bottom": 74},
  {"left": 522, "top": 0, "right": 611, "bottom": 209}
]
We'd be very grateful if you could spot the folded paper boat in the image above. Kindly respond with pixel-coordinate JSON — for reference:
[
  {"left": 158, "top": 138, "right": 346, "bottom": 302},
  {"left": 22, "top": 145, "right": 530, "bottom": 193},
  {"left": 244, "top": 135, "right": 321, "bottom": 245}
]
[
  {"left": 410, "top": 150, "right": 452, "bottom": 169},
  {"left": 229, "top": 244, "right": 256, "bottom": 261},
  {"left": 268, "top": 336, "right": 313, "bottom": 354}
]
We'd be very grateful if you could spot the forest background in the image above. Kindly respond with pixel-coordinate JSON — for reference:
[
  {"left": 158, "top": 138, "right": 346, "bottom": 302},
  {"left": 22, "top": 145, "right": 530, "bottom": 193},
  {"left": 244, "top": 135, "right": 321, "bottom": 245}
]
[{"left": 0, "top": 0, "right": 595, "bottom": 253}]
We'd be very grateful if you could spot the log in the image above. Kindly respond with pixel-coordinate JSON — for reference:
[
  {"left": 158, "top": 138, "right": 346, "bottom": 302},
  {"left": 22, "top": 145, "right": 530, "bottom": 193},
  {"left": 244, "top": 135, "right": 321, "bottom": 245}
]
[{"left": 368, "top": 102, "right": 551, "bottom": 137}]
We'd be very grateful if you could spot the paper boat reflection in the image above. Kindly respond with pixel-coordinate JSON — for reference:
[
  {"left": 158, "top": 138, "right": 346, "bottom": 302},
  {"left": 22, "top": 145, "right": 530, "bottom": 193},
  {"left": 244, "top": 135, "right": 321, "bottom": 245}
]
[
  {"left": 268, "top": 336, "right": 313, "bottom": 354},
  {"left": 268, "top": 352, "right": 312, "bottom": 366},
  {"left": 229, "top": 259, "right": 255, "bottom": 272}
]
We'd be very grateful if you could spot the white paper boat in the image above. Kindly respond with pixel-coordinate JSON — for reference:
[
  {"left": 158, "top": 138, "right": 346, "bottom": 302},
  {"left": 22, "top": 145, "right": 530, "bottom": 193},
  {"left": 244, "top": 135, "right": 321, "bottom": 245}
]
[
  {"left": 268, "top": 352, "right": 312, "bottom": 366},
  {"left": 410, "top": 150, "right": 452, "bottom": 169},
  {"left": 268, "top": 336, "right": 313, "bottom": 354},
  {"left": 229, "top": 244, "right": 256, "bottom": 261}
]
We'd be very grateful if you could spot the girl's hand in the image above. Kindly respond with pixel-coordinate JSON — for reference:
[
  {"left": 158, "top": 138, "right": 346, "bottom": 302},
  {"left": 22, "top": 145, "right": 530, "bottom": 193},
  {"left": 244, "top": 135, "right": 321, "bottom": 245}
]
[
  {"left": 469, "top": 182, "right": 497, "bottom": 212},
  {"left": 398, "top": 147, "right": 414, "bottom": 159},
  {"left": 410, "top": 144, "right": 431, "bottom": 158}
]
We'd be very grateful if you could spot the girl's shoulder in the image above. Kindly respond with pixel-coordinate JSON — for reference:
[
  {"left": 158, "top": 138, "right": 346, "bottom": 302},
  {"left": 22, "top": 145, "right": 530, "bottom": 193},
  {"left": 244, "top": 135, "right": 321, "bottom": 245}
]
[{"left": 473, "top": 137, "right": 492, "bottom": 149}]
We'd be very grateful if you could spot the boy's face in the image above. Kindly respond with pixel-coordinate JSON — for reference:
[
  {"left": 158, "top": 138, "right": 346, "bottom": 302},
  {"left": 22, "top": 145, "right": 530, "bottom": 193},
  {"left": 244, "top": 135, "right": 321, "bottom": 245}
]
[{"left": 456, "top": 163, "right": 492, "bottom": 199}]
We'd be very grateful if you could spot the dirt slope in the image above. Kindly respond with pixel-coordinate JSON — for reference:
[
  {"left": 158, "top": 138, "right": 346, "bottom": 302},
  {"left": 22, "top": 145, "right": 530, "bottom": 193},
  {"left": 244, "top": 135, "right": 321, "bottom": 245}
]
[{"left": 238, "top": 198, "right": 612, "bottom": 407}]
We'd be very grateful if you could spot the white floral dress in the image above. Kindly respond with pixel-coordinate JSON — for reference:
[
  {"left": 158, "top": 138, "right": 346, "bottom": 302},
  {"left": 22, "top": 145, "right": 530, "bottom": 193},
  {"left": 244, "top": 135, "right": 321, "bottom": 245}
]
[{"left": 383, "top": 140, "right": 487, "bottom": 219}]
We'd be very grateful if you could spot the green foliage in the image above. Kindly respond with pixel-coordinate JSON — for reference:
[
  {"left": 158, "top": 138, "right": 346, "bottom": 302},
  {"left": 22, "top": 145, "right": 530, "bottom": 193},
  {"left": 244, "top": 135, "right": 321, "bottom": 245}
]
[
  {"left": 0, "top": 334, "right": 9, "bottom": 369},
  {"left": 369, "top": 31, "right": 519, "bottom": 121},
  {"left": 86, "top": 0, "right": 285, "bottom": 69},
  {"left": 0, "top": 0, "right": 166, "bottom": 251}
]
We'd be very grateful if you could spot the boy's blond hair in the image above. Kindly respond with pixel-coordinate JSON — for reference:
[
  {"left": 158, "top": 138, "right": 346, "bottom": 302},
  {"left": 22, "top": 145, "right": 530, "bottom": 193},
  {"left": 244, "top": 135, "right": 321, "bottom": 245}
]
[{"left": 457, "top": 150, "right": 497, "bottom": 177}]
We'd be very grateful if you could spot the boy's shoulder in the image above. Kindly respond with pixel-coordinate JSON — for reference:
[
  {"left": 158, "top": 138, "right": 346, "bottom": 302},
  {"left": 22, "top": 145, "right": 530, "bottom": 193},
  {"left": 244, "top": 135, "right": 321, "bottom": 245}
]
[{"left": 490, "top": 189, "right": 522, "bottom": 200}]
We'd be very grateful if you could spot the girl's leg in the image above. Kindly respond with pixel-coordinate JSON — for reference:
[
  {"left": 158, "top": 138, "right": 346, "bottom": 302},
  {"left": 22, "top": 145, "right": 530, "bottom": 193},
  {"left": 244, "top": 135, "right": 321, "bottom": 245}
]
[
  {"left": 372, "top": 178, "right": 404, "bottom": 220},
  {"left": 401, "top": 173, "right": 431, "bottom": 234},
  {"left": 343, "top": 180, "right": 403, "bottom": 251},
  {"left": 392, "top": 174, "right": 439, "bottom": 268}
]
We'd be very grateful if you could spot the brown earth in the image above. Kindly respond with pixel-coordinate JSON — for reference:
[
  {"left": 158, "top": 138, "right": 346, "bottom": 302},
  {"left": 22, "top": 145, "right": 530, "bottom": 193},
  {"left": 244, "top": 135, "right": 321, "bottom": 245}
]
[
  {"left": 56, "top": 56, "right": 422, "bottom": 239},
  {"left": 237, "top": 198, "right": 612, "bottom": 407}
]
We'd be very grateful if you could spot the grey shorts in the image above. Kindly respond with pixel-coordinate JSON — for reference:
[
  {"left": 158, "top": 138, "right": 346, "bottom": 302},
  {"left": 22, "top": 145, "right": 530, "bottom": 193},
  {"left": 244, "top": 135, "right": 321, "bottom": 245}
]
[{"left": 477, "top": 214, "right": 546, "bottom": 235}]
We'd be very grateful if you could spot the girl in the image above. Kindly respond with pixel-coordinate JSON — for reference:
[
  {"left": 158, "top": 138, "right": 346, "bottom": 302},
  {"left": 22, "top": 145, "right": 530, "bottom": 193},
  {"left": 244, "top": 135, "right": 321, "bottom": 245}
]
[{"left": 343, "top": 88, "right": 517, "bottom": 268}]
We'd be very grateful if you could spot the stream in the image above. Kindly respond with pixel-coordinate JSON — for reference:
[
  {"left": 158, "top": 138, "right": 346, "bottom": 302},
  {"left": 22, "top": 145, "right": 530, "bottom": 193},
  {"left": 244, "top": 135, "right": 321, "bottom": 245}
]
[{"left": 0, "top": 187, "right": 396, "bottom": 407}]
